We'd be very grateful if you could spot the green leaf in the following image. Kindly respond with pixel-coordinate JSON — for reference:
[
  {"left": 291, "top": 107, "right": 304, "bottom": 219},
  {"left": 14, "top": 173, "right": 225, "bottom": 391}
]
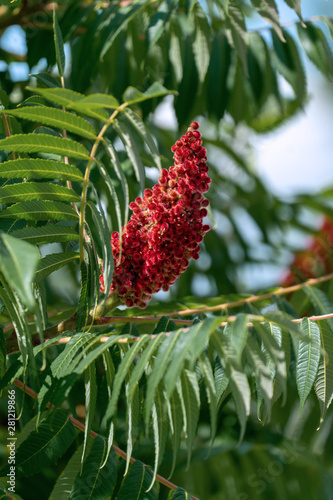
[
  {"left": 191, "top": 1, "right": 212, "bottom": 84},
  {"left": 104, "top": 335, "right": 150, "bottom": 421},
  {"left": 0, "top": 201, "right": 79, "bottom": 222},
  {"left": 207, "top": 32, "right": 230, "bottom": 120},
  {"left": 246, "top": 336, "right": 274, "bottom": 422},
  {"left": 181, "top": 369, "right": 200, "bottom": 468},
  {"left": 81, "top": 361, "right": 97, "bottom": 466},
  {"left": 212, "top": 331, "right": 250, "bottom": 443},
  {"left": 26, "top": 86, "right": 85, "bottom": 108},
  {"left": 49, "top": 441, "right": 90, "bottom": 500},
  {"left": 122, "top": 109, "right": 161, "bottom": 171},
  {"left": 199, "top": 353, "right": 217, "bottom": 441},
  {"left": 229, "top": 313, "right": 248, "bottom": 363},
  {"left": 0, "top": 409, "right": 76, "bottom": 478},
  {"left": 258, "top": 322, "right": 288, "bottom": 404},
  {"left": 250, "top": 0, "right": 285, "bottom": 41},
  {"left": 126, "top": 335, "right": 164, "bottom": 405},
  {"left": 123, "top": 82, "right": 177, "bottom": 105},
  {"left": 297, "top": 318, "right": 321, "bottom": 415},
  {"left": 147, "top": 0, "right": 178, "bottom": 51},
  {"left": 3, "top": 106, "right": 97, "bottom": 140},
  {"left": 169, "top": 17, "right": 184, "bottom": 84},
  {"left": 53, "top": 7, "right": 65, "bottom": 77},
  {"left": 68, "top": 93, "right": 120, "bottom": 111},
  {"left": 72, "top": 335, "right": 124, "bottom": 376},
  {"left": 0, "top": 158, "right": 84, "bottom": 181},
  {"left": 315, "top": 320, "right": 333, "bottom": 425},
  {"left": 124, "top": 383, "right": 140, "bottom": 475},
  {"left": 116, "top": 460, "right": 158, "bottom": 500},
  {"left": 145, "top": 329, "right": 183, "bottom": 425},
  {"left": 271, "top": 30, "right": 306, "bottom": 102},
  {"left": 50, "top": 333, "right": 93, "bottom": 378},
  {"left": 113, "top": 120, "right": 145, "bottom": 193},
  {"left": 225, "top": 2, "right": 248, "bottom": 74},
  {"left": 149, "top": 384, "right": 169, "bottom": 491},
  {"left": 170, "top": 488, "right": 193, "bottom": 500},
  {"left": 0, "top": 328, "right": 6, "bottom": 382},
  {"left": 10, "top": 225, "right": 79, "bottom": 245},
  {"left": 70, "top": 436, "right": 117, "bottom": 500},
  {"left": 35, "top": 251, "right": 80, "bottom": 282},
  {"left": 0, "top": 232, "right": 39, "bottom": 311},
  {"left": 0, "top": 134, "right": 90, "bottom": 159},
  {"left": 297, "top": 23, "right": 333, "bottom": 80},
  {"left": 152, "top": 316, "right": 177, "bottom": 335},
  {"left": 87, "top": 200, "right": 113, "bottom": 305},
  {"left": 283, "top": 0, "right": 304, "bottom": 24},
  {"left": 0, "top": 182, "right": 80, "bottom": 204},
  {"left": 96, "top": 158, "right": 123, "bottom": 237},
  {"left": 99, "top": 0, "right": 151, "bottom": 61},
  {"left": 167, "top": 386, "right": 184, "bottom": 478},
  {"left": 76, "top": 261, "right": 90, "bottom": 332},
  {"left": 164, "top": 318, "right": 221, "bottom": 399},
  {"left": 104, "top": 138, "right": 130, "bottom": 225},
  {"left": 304, "top": 285, "right": 333, "bottom": 333},
  {"left": 30, "top": 72, "right": 61, "bottom": 88}
]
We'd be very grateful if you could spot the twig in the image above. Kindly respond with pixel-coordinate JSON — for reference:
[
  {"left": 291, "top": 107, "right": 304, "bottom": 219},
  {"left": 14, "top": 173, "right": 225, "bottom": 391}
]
[
  {"left": 161, "top": 273, "right": 333, "bottom": 317},
  {"left": 6, "top": 273, "right": 333, "bottom": 355},
  {"left": 0, "top": 100, "right": 15, "bottom": 160},
  {"left": 12, "top": 378, "right": 200, "bottom": 500}
]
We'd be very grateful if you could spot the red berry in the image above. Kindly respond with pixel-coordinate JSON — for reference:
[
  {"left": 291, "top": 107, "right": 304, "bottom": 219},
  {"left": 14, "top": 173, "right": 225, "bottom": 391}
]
[
  {"left": 99, "top": 122, "right": 211, "bottom": 307},
  {"left": 190, "top": 121, "right": 200, "bottom": 130}
]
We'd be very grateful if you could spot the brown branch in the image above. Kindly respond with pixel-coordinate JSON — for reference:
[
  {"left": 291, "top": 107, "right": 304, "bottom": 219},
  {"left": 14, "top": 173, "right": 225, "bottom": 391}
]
[
  {"left": 0, "top": 1, "right": 56, "bottom": 31},
  {"left": 12, "top": 378, "right": 200, "bottom": 500},
  {"left": 161, "top": 273, "right": 333, "bottom": 317},
  {"left": 6, "top": 273, "right": 333, "bottom": 355}
]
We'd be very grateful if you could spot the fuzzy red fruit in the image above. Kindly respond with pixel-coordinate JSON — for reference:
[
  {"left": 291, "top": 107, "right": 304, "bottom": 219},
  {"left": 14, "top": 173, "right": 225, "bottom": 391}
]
[{"left": 99, "top": 123, "right": 211, "bottom": 307}]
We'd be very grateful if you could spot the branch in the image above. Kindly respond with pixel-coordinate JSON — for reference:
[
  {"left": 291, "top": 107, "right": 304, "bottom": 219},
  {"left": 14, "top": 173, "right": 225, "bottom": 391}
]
[
  {"left": 6, "top": 273, "right": 333, "bottom": 355},
  {"left": 162, "top": 273, "right": 333, "bottom": 317},
  {"left": 12, "top": 378, "right": 200, "bottom": 500},
  {"left": 0, "top": 1, "right": 55, "bottom": 31}
]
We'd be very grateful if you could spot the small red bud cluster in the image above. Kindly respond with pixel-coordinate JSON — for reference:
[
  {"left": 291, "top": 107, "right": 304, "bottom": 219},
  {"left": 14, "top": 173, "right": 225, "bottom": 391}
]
[
  {"left": 281, "top": 216, "right": 333, "bottom": 286},
  {"left": 99, "top": 122, "right": 211, "bottom": 308}
]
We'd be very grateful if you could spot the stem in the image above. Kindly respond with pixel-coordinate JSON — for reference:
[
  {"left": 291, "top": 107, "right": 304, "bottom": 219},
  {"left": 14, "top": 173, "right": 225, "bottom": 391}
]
[
  {"left": 162, "top": 273, "right": 333, "bottom": 317},
  {"left": 79, "top": 104, "right": 126, "bottom": 262},
  {"left": 12, "top": 378, "right": 200, "bottom": 500},
  {"left": 0, "top": 100, "right": 15, "bottom": 160},
  {"left": 6, "top": 273, "right": 333, "bottom": 355}
]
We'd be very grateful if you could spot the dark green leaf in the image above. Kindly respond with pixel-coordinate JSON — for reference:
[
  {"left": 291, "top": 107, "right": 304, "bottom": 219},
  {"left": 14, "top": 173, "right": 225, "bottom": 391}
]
[
  {"left": 251, "top": 0, "right": 285, "bottom": 41},
  {"left": 297, "top": 23, "right": 333, "bottom": 80},
  {"left": 70, "top": 436, "right": 117, "bottom": 500},
  {"left": 315, "top": 320, "right": 333, "bottom": 425},
  {"left": 0, "top": 201, "right": 79, "bottom": 222},
  {"left": 0, "top": 134, "right": 90, "bottom": 159},
  {"left": 0, "top": 232, "right": 39, "bottom": 311},
  {"left": 123, "top": 82, "right": 177, "bottom": 105},
  {"left": 0, "top": 409, "right": 76, "bottom": 478},
  {"left": 10, "top": 225, "right": 79, "bottom": 245},
  {"left": 0, "top": 158, "right": 84, "bottom": 181},
  {"left": 53, "top": 7, "right": 66, "bottom": 77},
  {"left": 272, "top": 30, "right": 307, "bottom": 102},
  {"left": 0, "top": 182, "right": 80, "bottom": 204},
  {"left": 116, "top": 460, "right": 158, "bottom": 500},
  {"left": 297, "top": 318, "right": 321, "bottom": 415},
  {"left": 35, "top": 251, "right": 80, "bottom": 282},
  {"left": 3, "top": 106, "right": 97, "bottom": 139}
]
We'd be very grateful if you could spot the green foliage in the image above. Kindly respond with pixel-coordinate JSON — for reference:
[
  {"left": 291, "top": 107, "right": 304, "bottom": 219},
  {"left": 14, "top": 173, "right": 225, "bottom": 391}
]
[{"left": 0, "top": 1, "right": 333, "bottom": 499}]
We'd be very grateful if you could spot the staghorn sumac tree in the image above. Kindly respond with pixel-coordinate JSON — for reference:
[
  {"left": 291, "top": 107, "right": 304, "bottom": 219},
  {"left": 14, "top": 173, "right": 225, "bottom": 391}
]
[{"left": 0, "top": 2, "right": 333, "bottom": 500}]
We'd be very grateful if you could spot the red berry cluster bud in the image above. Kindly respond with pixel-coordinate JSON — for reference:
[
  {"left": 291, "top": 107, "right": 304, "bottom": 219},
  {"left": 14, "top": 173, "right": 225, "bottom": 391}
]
[
  {"left": 281, "top": 216, "right": 333, "bottom": 286},
  {"left": 99, "top": 122, "right": 211, "bottom": 308}
]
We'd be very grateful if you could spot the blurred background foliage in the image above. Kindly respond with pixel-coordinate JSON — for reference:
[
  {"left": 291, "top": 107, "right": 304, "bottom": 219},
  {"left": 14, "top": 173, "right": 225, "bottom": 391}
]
[{"left": 1, "top": 1, "right": 333, "bottom": 499}]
